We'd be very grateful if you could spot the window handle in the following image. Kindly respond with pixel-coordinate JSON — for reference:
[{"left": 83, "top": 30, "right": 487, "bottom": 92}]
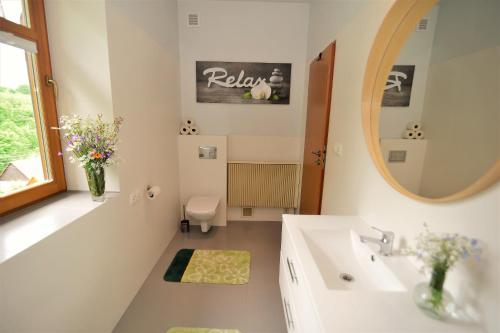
[{"left": 45, "top": 75, "right": 59, "bottom": 101}]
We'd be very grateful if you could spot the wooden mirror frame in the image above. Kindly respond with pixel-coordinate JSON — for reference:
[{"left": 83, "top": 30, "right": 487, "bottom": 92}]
[{"left": 362, "top": 0, "right": 500, "bottom": 203}]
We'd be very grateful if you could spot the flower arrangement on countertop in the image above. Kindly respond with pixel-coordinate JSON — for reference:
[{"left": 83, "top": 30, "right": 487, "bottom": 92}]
[
  {"left": 55, "top": 114, "right": 123, "bottom": 201},
  {"left": 57, "top": 114, "right": 123, "bottom": 170},
  {"left": 405, "top": 223, "right": 482, "bottom": 271},
  {"left": 405, "top": 223, "right": 482, "bottom": 319}
]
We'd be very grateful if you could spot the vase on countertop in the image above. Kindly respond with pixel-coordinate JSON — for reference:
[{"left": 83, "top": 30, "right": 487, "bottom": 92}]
[
  {"left": 405, "top": 224, "right": 482, "bottom": 321},
  {"left": 413, "top": 264, "right": 454, "bottom": 319},
  {"left": 54, "top": 114, "right": 123, "bottom": 203},
  {"left": 85, "top": 166, "right": 105, "bottom": 202}
]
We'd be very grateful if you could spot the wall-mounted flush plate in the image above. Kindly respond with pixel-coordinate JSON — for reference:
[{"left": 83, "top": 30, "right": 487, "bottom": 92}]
[
  {"left": 199, "top": 146, "right": 217, "bottom": 159},
  {"left": 388, "top": 150, "right": 407, "bottom": 163}
]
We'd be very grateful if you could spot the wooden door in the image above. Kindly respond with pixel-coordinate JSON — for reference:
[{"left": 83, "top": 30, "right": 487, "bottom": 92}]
[{"left": 300, "top": 42, "right": 336, "bottom": 215}]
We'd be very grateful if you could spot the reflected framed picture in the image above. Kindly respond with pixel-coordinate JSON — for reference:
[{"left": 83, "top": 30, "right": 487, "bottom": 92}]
[{"left": 382, "top": 65, "right": 415, "bottom": 107}]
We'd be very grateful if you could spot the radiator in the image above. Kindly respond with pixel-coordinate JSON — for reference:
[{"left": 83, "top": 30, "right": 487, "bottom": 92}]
[{"left": 227, "top": 162, "right": 300, "bottom": 208}]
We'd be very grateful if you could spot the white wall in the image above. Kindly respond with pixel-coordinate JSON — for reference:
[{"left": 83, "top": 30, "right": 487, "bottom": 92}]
[
  {"left": 176, "top": 0, "right": 309, "bottom": 221},
  {"left": 227, "top": 135, "right": 301, "bottom": 162},
  {"left": 0, "top": 0, "right": 182, "bottom": 331},
  {"left": 420, "top": 46, "right": 499, "bottom": 197},
  {"left": 306, "top": 0, "right": 365, "bottom": 62},
  {"left": 177, "top": 0, "right": 309, "bottom": 137},
  {"left": 314, "top": 1, "right": 499, "bottom": 332},
  {"left": 380, "top": 139, "right": 427, "bottom": 194},
  {"left": 178, "top": 135, "right": 227, "bottom": 227},
  {"left": 379, "top": 6, "right": 439, "bottom": 139},
  {"left": 419, "top": 0, "right": 500, "bottom": 197},
  {"left": 45, "top": 0, "right": 119, "bottom": 192}
]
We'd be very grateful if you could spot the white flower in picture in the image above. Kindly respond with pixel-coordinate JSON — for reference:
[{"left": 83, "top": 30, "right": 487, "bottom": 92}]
[{"left": 250, "top": 81, "right": 272, "bottom": 100}]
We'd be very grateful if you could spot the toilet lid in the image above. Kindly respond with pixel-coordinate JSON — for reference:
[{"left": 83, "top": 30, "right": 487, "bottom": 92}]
[{"left": 186, "top": 196, "right": 220, "bottom": 214}]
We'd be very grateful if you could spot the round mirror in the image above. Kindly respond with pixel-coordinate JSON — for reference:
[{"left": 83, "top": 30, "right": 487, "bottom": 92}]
[{"left": 363, "top": 0, "right": 499, "bottom": 202}]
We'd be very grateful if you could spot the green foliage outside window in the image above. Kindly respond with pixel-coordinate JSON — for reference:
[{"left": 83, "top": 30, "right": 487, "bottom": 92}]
[{"left": 0, "top": 85, "right": 40, "bottom": 173}]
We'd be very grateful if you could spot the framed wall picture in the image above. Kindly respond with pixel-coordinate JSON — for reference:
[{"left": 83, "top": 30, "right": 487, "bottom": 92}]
[
  {"left": 382, "top": 65, "right": 415, "bottom": 107},
  {"left": 196, "top": 61, "right": 292, "bottom": 104}
]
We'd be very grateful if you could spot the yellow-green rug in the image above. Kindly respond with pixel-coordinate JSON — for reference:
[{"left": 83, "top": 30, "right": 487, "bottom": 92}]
[
  {"left": 164, "top": 249, "right": 251, "bottom": 285},
  {"left": 166, "top": 328, "right": 241, "bottom": 333}
]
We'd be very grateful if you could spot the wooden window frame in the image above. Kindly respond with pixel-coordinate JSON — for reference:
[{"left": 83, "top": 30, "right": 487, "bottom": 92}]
[{"left": 0, "top": 0, "right": 66, "bottom": 216}]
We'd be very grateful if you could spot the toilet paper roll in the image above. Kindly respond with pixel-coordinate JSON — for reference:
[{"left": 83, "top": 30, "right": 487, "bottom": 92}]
[
  {"left": 146, "top": 186, "right": 161, "bottom": 200},
  {"left": 403, "top": 129, "right": 418, "bottom": 139},
  {"left": 185, "top": 118, "right": 195, "bottom": 127},
  {"left": 189, "top": 125, "right": 200, "bottom": 135},
  {"left": 415, "top": 130, "right": 425, "bottom": 139},
  {"left": 406, "top": 121, "right": 421, "bottom": 131},
  {"left": 179, "top": 126, "right": 190, "bottom": 135}
]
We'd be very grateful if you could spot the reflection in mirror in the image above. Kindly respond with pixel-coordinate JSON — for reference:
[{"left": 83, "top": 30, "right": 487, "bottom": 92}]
[{"left": 379, "top": 0, "right": 499, "bottom": 199}]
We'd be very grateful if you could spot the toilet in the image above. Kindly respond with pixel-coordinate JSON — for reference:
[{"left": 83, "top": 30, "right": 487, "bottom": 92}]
[{"left": 186, "top": 196, "right": 220, "bottom": 233}]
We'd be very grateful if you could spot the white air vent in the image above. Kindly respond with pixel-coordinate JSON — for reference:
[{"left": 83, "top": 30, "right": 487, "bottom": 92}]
[
  {"left": 416, "top": 18, "right": 429, "bottom": 31},
  {"left": 187, "top": 13, "right": 199, "bottom": 27}
]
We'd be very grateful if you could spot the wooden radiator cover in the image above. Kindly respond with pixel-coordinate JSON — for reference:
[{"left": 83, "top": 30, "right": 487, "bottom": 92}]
[{"left": 227, "top": 162, "right": 300, "bottom": 208}]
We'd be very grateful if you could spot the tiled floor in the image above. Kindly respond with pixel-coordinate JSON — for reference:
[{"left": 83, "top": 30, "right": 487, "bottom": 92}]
[{"left": 113, "top": 221, "right": 287, "bottom": 333}]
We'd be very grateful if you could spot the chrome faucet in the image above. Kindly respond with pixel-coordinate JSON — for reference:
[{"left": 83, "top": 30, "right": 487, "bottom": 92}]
[{"left": 360, "top": 227, "right": 395, "bottom": 256}]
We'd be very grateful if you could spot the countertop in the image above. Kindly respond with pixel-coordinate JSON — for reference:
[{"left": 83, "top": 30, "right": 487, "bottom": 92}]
[
  {"left": 0, "top": 191, "right": 114, "bottom": 264},
  {"left": 282, "top": 214, "right": 483, "bottom": 333}
]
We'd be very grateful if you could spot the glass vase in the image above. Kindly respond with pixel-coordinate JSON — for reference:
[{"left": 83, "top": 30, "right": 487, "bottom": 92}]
[
  {"left": 85, "top": 166, "right": 105, "bottom": 202},
  {"left": 413, "top": 265, "right": 454, "bottom": 319}
]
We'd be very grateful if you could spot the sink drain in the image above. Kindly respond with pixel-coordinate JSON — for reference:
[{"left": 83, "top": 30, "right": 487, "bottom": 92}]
[{"left": 339, "top": 273, "right": 354, "bottom": 282}]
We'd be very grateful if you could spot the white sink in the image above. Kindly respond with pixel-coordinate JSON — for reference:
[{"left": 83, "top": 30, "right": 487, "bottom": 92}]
[
  {"left": 281, "top": 215, "right": 480, "bottom": 333},
  {"left": 301, "top": 228, "right": 407, "bottom": 291}
]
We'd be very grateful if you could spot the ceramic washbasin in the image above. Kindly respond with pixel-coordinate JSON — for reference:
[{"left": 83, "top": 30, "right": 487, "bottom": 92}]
[{"left": 301, "top": 228, "right": 407, "bottom": 291}]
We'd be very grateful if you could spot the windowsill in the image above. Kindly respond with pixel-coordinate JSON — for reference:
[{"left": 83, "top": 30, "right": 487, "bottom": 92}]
[{"left": 0, "top": 191, "right": 117, "bottom": 265}]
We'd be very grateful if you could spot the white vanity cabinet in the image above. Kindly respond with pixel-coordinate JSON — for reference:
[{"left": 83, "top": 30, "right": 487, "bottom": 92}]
[
  {"left": 279, "top": 222, "right": 322, "bottom": 333},
  {"left": 279, "top": 215, "right": 484, "bottom": 333}
]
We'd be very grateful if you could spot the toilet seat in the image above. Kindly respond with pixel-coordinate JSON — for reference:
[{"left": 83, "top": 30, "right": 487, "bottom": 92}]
[
  {"left": 186, "top": 196, "right": 219, "bottom": 233},
  {"left": 186, "top": 196, "right": 219, "bottom": 216}
]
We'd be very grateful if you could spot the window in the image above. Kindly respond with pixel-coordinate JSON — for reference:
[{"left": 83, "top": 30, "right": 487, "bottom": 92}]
[{"left": 0, "top": 0, "right": 65, "bottom": 215}]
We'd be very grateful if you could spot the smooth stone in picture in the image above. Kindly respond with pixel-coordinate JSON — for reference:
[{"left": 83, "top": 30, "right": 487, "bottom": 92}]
[{"left": 270, "top": 76, "right": 284, "bottom": 83}]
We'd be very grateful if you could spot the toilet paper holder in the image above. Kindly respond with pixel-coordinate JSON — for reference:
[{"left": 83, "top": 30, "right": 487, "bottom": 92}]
[{"left": 146, "top": 185, "right": 161, "bottom": 200}]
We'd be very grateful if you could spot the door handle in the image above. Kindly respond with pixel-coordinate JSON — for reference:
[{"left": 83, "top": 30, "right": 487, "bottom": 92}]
[
  {"left": 286, "top": 257, "right": 295, "bottom": 283},
  {"left": 289, "top": 259, "right": 298, "bottom": 284},
  {"left": 283, "top": 298, "right": 291, "bottom": 328},
  {"left": 286, "top": 257, "right": 299, "bottom": 284},
  {"left": 311, "top": 149, "right": 321, "bottom": 157},
  {"left": 283, "top": 298, "right": 295, "bottom": 330}
]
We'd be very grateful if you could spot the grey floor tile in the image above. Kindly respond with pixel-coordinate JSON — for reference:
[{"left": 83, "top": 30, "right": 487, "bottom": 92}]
[{"left": 113, "top": 221, "right": 287, "bottom": 333}]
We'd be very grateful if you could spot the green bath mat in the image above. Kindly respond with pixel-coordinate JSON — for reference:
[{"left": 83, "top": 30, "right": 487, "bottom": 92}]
[
  {"left": 166, "top": 328, "right": 241, "bottom": 333},
  {"left": 164, "top": 249, "right": 251, "bottom": 285}
]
